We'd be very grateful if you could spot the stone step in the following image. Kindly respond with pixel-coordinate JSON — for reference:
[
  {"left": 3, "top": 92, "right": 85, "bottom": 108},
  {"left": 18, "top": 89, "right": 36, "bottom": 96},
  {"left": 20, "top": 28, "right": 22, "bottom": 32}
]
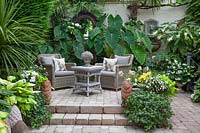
[
  {"left": 47, "top": 104, "right": 124, "bottom": 114},
  {"left": 45, "top": 113, "right": 130, "bottom": 126}
]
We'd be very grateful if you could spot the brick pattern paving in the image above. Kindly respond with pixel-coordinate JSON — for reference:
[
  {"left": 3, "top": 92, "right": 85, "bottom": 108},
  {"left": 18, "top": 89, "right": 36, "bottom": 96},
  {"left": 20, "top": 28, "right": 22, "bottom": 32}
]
[{"left": 29, "top": 89, "right": 200, "bottom": 133}]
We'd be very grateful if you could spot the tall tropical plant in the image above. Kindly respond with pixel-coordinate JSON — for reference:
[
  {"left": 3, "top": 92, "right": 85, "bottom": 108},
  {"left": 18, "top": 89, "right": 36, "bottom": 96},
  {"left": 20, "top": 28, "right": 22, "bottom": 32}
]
[{"left": 0, "top": 0, "right": 45, "bottom": 77}]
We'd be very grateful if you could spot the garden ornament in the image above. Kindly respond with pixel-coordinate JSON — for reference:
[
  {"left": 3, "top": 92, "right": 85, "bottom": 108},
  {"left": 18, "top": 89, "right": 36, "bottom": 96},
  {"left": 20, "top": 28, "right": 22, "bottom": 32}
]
[
  {"left": 121, "top": 80, "right": 132, "bottom": 107},
  {"left": 81, "top": 51, "right": 93, "bottom": 66}
]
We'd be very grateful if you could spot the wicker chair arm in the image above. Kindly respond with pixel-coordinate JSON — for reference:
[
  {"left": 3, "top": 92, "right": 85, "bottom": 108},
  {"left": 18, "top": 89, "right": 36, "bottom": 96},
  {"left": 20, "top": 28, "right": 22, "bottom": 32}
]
[
  {"left": 65, "top": 63, "right": 76, "bottom": 70},
  {"left": 43, "top": 64, "right": 55, "bottom": 82},
  {"left": 95, "top": 63, "right": 103, "bottom": 66},
  {"left": 116, "top": 64, "right": 131, "bottom": 75}
]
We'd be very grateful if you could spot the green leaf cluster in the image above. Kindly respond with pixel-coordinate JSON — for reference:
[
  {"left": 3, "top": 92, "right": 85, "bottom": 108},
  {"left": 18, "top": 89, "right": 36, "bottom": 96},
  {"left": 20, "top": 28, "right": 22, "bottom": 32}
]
[
  {"left": 49, "top": 14, "right": 152, "bottom": 64},
  {"left": 154, "top": 21, "right": 200, "bottom": 58},
  {"left": 24, "top": 93, "right": 52, "bottom": 128},
  {"left": 124, "top": 90, "right": 173, "bottom": 131},
  {"left": 192, "top": 90, "right": 200, "bottom": 103},
  {"left": 159, "top": 75, "right": 179, "bottom": 96},
  {"left": 0, "top": 76, "right": 37, "bottom": 117}
]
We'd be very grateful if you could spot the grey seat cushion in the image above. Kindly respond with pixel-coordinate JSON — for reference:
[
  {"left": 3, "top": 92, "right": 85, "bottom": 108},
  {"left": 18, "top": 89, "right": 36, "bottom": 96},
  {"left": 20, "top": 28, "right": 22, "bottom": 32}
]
[
  {"left": 115, "top": 55, "right": 130, "bottom": 64},
  {"left": 55, "top": 71, "right": 74, "bottom": 77},
  {"left": 101, "top": 71, "right": 116, "bottom": 77}
]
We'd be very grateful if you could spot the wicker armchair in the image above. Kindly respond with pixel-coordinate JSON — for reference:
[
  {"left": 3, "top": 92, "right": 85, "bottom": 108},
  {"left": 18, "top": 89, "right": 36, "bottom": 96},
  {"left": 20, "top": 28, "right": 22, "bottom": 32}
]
[
  {"left": 38, "top": 54, "right": 76, "bottom": 89},
  {"left": 95, "top": 54, "right": 134, "bottom": 91}
]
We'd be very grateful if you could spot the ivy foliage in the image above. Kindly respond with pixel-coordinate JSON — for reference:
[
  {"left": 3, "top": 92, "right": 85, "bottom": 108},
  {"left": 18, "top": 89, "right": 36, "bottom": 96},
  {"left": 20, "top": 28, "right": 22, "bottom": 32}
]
[
  {"left": 24, "top": 93, "right": 52, "bottom": 128},
  {"left": 124, "top": 90, "right": 173, "bottom": 131}
]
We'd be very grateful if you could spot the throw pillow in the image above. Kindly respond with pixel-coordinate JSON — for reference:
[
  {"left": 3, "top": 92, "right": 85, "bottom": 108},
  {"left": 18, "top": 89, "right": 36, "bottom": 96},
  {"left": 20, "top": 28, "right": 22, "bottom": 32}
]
[
  {"left": 41, "top": 56, "right": 54, "bottom": 65},
  {"left": 53, "top": 58, "right": 66, "bottom": 72},
  {"left": 103, "top": 58, "right": 117, "bottom": 72},
  {"left": 115, "top": 55, "right": 130, "bottom": 64}
]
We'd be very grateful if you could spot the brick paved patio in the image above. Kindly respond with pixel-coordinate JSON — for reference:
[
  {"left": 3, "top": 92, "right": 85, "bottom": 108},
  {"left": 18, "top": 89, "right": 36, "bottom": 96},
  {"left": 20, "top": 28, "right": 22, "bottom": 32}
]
[{"left": 30, "top": 89, "right": 200, "bottom": 133}]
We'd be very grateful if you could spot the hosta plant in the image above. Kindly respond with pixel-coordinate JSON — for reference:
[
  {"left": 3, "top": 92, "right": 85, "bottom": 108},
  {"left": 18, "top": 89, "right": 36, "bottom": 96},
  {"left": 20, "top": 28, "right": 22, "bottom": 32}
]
[{"left": 124, "top": 90, "right": 173, "bottom": 131}]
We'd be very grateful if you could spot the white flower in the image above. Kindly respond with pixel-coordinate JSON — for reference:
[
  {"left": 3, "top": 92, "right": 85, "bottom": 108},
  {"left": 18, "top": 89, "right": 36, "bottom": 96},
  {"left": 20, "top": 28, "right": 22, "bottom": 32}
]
[
  {"left": 126, "top": 78, "right": 131, "bottom": 81},
  {"left": 167, "top": 36, "right": 173, "bottom": 42},
  {"left": 32, "top": 71, "right": 38, "bottom": 76},
  {"left": 138, "top": 66, "right": 142, "bottom": 71},
  {"left": 30, "top": 76, "right": 36, "bottom": 83},
  {"left": 118, "top": 71, "right": 124, "bottom": 77},
  {"left": 75, "top": 23, "right": 81, "bottom": 28},
  {"left": 128, "top": 70, "right": 135, "bottom": 75},
  {"left": 191, "top": 94, "right": 195, "bottom": 99}
]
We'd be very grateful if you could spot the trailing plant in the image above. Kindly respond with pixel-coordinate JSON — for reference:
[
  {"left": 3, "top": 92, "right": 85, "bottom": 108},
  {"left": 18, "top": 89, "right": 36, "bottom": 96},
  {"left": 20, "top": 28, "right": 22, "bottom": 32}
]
[
  {"left": 124, "top": 90, "right": 173, "bottom": 131},
  {"left": 24, "top": 93, "right": 52, "bottom": 128},
  {"left": 0, "top": 0, "right": 47, "bottom": 77}
]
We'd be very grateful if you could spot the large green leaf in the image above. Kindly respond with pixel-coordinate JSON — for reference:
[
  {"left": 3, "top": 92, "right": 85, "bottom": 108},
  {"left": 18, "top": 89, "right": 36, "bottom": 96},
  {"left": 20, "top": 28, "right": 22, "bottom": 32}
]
[
  {"left": 54, "top": 25, "right": 66, "bottom": 41},
  {"left": 122, "top": 30, "right": 135, "bottom": 45},
  {"left": 135, "top": 30, "right": 152, "bottom": 52},
  {"left": 88, "top": 39, "right": 94, "bottom": 49},
  {"left": 73, "top": 29, "right": 84, "bottom": 44},
  {"left": 0, "top": 99, "right": 10, "bottom": 107},
  {"left": 59, "top": 40, "right": 68, "bottom": 52},
  {"left": 131, "top": 44, "right": 146, "bottom": 64},
  {"left": 89, "top": 27, "right": 101, "bottom": 40},
  {"left": 113, "top": 45, "right": 126, "bottom": 55},
  {"left": 0, "top": 89, "right": 13, "bottom": 96},
  {"left": 107, "top": 15, "right": 123, "bottom": 31},
  {"left": 105, "top": 29, "right": 120, "bottom": 49},
  {"left": 94, "top": 40, "right": 104, "bottom": 55},
  {"left": 73, "top": 43, "right": 85, "bottom": 59}
]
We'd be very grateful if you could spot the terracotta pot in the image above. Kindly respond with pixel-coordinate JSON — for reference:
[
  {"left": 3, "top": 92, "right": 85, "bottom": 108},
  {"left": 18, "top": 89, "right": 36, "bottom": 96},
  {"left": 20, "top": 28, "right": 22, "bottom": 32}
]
[
  {"left": 41, "top": 80, "right": 52, "bottom": 102},
  {"left": 121, "top": 80, "right": 132, "bottom": 106}
]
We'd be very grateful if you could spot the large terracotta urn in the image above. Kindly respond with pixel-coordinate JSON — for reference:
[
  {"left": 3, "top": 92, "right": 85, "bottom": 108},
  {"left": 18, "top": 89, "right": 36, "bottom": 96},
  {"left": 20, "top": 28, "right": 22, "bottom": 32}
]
[
  {"left": 121, "top": 80, "right": 132, "bottom": 106},
  {"left": 41, "top": 80, "right": 52, "bottom": 103}
]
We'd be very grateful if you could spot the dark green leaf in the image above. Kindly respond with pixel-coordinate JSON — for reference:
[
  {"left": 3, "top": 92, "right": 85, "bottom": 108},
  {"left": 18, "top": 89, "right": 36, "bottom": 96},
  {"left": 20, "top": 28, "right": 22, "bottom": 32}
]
[{"left": 131, "top": 44, "right": 146, "bottom": 64}]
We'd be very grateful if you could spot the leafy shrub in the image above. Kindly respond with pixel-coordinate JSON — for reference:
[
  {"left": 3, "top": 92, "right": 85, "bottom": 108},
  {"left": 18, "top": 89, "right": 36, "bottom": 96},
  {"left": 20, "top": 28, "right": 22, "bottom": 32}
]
[
  {"left": 194, "top": 78, "right": 200, "bottom": 90},
  {"left": 159, "top": 75, "right": 179, "bottom": 96},
  {"left": 191, "top": 90, "right": 200, "bottom": 103},
  {"left": 165, "top": 59, "right": 195, "bottom": 84},
  {"left": 124, "top": 90, "right": 173, "bottom": 131},
  {"left": 24, "top": 93, "right": 52, "bottom": 128}
]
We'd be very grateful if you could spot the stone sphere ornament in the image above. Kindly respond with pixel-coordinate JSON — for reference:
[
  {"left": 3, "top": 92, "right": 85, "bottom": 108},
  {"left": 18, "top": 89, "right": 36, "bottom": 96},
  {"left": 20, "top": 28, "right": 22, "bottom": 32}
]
[{"left": 81, "top": 51, "right": 93, "bottom": 66}]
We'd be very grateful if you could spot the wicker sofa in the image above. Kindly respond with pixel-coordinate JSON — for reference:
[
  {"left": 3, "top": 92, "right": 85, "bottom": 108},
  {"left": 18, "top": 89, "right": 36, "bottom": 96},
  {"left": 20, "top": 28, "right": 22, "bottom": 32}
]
[
  {"left": 96, "top": 54, "right": 134, "bottom": 91},
  {"left": 38, "top": 54, "right": 76, "bottom": 89}
]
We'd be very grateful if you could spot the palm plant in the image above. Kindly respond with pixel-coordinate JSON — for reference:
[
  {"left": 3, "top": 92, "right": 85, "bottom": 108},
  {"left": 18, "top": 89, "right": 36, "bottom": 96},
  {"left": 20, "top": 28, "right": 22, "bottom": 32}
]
[{"left": 0, "top": 0, "right": 44, "bottom": 76}]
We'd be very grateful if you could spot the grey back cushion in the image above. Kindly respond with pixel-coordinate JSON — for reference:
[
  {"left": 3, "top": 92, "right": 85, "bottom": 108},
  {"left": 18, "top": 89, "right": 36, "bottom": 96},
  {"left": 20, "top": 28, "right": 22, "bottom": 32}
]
[
  {"left": 41, "top": 56, "right": 54, "bottom": 65},
  {"left": 115, "top": 55, "right": 130, "bottom": 64}
]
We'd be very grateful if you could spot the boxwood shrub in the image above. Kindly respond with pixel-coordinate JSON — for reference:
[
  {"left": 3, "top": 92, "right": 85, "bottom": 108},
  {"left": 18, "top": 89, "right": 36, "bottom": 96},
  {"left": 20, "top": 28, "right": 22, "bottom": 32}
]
[{"left": 124, "top": 90, "right": 173, "bottom": 131}]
